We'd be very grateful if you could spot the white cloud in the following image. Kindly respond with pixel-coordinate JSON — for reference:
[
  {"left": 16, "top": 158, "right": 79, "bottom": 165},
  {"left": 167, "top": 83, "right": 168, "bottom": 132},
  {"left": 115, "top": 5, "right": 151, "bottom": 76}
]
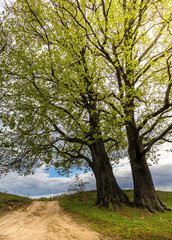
[
  {"left": 0, "top": 0, "right": 4, "bottom": 11},
  {"left": 0, "top": 167, "right": 71, "bottom": 197}
]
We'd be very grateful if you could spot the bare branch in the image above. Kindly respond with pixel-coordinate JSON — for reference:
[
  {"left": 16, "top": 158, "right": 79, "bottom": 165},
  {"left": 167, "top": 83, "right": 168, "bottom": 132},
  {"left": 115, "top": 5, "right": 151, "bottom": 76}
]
[
  {"left": 138, "top": 17, "right": 171, "bottom": 63},
  {"left": 53, "top": 144, "right": 93, "bottom": 167},
  {"left": 137, "top": 103, "right": 172, "bottom": 133},
  {"left": 46, "top": 115, "right": 88, "bottom": 145},
  {"left": 140, "top": 113, "right": 170, "bottom": 139},
  {"left": 143, "top": 123, "right": 172, "bottom": 154},
  {"left": 165, "top": 54, "right": 172, "bottom": 105},
  {"left": 162, "top": 137, "right": 172, "bottom": 143}
]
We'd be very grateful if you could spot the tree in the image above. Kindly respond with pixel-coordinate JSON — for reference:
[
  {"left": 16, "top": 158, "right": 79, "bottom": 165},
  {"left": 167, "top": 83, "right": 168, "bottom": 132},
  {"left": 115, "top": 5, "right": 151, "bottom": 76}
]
[
  {"left": 67, "top": 174, "right": 89, "bottom": 194},
  {"left": 0, "top": 0, "right": 129, "bottom": 208},
  {"left": 55, "top": 0, "right": 172, "bottom": 212},
  {"left": 1, "top": 0, "right": 172, "bottom": 212}
]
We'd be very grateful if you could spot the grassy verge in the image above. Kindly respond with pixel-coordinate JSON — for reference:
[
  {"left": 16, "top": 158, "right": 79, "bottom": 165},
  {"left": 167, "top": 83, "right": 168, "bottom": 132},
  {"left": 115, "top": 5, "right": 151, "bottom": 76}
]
[
  {"left": 59, "top": 190, "right": 172, "bottom": 240},
  {"left": 0, "top": 192, "right": 32, "bottom": 217}
]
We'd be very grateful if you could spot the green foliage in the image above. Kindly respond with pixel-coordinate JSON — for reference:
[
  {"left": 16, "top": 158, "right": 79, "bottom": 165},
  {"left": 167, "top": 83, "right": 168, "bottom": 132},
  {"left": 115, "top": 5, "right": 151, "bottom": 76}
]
[
  {"left": 59, "top": 190, "right": 172, "bottom": 240},
  {"left": 0, "top": 0, "right": 172, "bottom": 175},
  {"left": 0, "top": 0, "right": 125, "bottom": 175},
  {"left": 0, "top": 192, "right": 32, "bottom": 217}
]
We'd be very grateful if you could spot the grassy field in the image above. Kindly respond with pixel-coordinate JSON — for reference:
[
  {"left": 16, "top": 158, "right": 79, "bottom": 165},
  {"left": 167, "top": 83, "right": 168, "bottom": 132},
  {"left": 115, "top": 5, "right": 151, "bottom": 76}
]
[
  {"left": 59, "top": 190, "right": 172, "bottom": 240},
  {"left": 0, "top": 192, "right": 32, "bottom": 217}
]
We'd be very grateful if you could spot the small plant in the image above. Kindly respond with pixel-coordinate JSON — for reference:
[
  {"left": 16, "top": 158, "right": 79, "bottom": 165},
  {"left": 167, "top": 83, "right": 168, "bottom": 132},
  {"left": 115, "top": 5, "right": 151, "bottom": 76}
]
[{"left": 67, "top": 174, "right": 89, "bottom": 194}]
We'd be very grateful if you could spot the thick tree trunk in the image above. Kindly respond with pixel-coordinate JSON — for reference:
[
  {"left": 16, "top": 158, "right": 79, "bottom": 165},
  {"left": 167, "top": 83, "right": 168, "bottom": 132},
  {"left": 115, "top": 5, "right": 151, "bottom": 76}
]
[
  {"left": 90, "top": 138, "right": 130, "bottom": 209},
  {"left": 126, "top": 125, "right": 168, "bottom": 212}
]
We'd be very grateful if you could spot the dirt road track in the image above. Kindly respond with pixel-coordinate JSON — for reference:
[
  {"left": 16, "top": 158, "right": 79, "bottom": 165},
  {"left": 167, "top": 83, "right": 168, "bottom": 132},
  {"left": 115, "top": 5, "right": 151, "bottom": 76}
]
[{"left": 0, "top": 201, "right": 101, "bottom": 240}]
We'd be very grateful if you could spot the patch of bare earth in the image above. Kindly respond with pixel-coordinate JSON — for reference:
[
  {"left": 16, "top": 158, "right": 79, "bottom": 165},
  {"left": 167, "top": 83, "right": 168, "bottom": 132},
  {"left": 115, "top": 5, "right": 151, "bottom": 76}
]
[{"left": 0, "top": 201, "right": 103, "bottom": 240}]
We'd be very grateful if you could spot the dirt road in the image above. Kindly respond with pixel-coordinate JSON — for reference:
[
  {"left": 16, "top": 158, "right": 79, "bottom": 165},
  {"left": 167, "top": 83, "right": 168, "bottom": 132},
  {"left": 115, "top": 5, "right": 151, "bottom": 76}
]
[{"left": 0, "top": 201, "right": 101, "bottom": 240}]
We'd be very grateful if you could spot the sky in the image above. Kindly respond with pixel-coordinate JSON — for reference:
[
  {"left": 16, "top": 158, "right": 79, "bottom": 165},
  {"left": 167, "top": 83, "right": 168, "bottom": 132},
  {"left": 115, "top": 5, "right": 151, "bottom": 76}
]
[
  {"left": 0, "top": 142, "right": 171, "bottom": 198},
  {"left": 0, "top": 0, "right": 4, "bottom": 10}
]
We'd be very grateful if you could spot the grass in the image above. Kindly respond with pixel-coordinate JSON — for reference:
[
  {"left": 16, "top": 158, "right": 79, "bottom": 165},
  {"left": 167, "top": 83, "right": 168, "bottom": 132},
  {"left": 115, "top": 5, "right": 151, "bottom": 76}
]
[
  {"left": 35, "top": 196, "right": 60, "bottom": 202},
  {"left": 59, "top": 190, "right": 172, "bottom": 240},
  {"left": 0, "top": 190, "right": 171, "bottom": 239},
  {"left": 0, "top": 192, "right": 32, "bottom": 218}
]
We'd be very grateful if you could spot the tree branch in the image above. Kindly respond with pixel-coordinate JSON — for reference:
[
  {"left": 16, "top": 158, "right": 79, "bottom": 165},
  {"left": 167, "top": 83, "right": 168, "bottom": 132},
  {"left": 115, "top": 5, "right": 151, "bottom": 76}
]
[
  {"left": 143, "top": 123, "right": 172, "bottom": 154},
  {"left": 46, "top": 115, "right": 88, "bottom": 145},
  {"left": 138, "top": 16, "right": 171, "bottom": 63},
  {"left": 137, "top": 103, "right": 172, "bottom": 132},
  {"left": 52, "top": 144, "right": 93, "bottom": 167}
]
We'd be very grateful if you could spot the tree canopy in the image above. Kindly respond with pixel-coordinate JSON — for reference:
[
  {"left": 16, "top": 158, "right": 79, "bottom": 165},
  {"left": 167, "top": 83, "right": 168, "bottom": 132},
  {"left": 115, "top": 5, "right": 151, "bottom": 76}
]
[
  {"left": 0, "top": 0, "right": 172, "bottom": 211},
  {"left": 0, "top": 0, "right": 125, "bottom": 174}
]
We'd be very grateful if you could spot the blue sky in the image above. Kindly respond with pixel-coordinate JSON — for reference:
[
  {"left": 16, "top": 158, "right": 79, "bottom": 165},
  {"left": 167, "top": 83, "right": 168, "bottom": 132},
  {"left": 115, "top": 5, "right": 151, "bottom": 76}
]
[{"left": 0, "top": 143, "right": 171, "bottom": 197}]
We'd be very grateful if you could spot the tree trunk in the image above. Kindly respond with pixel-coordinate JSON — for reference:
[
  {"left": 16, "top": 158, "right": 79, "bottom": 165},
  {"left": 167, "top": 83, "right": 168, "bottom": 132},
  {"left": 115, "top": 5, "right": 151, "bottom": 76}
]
[
  {"left": 90, "top": 138, "right": 130, "bottom": 209},
  {"left": 126, "top": 125, "right": 168, "bottom": 212}
]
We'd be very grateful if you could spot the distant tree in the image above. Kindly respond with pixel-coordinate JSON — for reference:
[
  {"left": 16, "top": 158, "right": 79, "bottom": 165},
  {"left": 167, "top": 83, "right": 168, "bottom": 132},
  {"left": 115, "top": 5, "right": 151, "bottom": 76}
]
[
  {"left": 56, "top": 0, "right": 172, "bottom": 212},
  {"left": 67, "top": 174, "right": 89, "bottom": 194},
  {"left": 0, "top": 0, "right": 129, "bottom": 208}
]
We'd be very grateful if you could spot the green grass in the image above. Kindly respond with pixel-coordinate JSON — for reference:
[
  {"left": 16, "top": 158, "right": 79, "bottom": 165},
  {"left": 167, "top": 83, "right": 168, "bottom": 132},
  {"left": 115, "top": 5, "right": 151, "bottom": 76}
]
[
  {"left": 59, "top": 190, "right": 172, "bottom": 240},
  {"left": 35, "top": 196, "right": 60, "bottom": 202},
  {"left": 0, "top": 192, "right": 32, "bottom": 217}
]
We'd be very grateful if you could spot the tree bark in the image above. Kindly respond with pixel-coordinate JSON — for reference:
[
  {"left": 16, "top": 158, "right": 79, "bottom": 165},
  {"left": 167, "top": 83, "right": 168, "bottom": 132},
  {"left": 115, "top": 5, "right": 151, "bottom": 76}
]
[
  {"left": 126, "top": 125, "right": 168, "bottom": 212},
  {"left": 89, "top": 138, "right": 130, "bottom": 209}
]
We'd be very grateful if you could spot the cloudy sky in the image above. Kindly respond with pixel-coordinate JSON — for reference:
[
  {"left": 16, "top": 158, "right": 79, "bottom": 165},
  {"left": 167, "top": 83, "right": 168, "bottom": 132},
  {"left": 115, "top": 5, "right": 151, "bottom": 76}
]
[{"left": 0, "top": 143, "right": 171, "bottom": 198}]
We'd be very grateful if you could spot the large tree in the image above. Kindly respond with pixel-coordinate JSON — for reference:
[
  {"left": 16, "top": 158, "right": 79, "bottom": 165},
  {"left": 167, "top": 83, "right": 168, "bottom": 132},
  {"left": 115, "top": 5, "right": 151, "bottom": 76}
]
[
  {"left": 1, "top": 0, "right": 172, "bottom": 212},
  {"left": 0, "top": 0, "right": 129, "bottom": 208},
  {"left": 55, "top": 0, "right": 172, "bottom": 212}
]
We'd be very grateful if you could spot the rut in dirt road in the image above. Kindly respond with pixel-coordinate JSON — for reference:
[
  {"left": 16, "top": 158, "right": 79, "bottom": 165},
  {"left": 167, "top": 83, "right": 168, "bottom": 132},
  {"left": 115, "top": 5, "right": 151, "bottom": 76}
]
[{"left": 0, "top": 201, "right": 101, "bottom": 240}]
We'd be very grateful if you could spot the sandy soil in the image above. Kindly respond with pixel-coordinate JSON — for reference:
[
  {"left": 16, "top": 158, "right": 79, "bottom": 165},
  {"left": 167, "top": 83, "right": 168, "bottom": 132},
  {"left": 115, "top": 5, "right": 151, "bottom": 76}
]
[{"left": 0, "top": 201, "right": 102, "bottom": 240}]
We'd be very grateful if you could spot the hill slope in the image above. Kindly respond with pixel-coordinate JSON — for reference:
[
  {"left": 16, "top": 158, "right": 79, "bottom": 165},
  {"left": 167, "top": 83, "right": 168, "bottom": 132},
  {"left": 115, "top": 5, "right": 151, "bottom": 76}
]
[
  {"left": 59, "top": 190, "right": 172, "bottom": 240},
  {"left": 0, "top": 192, "right": 32, "bottom": 217}
]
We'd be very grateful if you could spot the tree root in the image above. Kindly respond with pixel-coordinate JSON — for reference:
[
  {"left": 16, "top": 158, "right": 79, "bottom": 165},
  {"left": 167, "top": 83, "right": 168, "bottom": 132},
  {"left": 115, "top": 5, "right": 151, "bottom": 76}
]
[{"left": 134, "top": 193, "right": 169, "bottom": 213}]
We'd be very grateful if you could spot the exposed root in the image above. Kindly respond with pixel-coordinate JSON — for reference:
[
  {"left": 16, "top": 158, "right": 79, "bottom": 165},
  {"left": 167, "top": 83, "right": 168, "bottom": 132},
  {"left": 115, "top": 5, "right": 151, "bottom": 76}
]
[{"left": 134, "top": 192, "right": 168, "bottom": 213}]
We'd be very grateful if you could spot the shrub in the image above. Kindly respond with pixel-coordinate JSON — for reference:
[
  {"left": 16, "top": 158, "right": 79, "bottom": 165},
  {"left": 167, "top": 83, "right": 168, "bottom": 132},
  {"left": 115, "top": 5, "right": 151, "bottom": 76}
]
[{"left": 67, "top": 174, "right": 89, "bottom": 194}]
